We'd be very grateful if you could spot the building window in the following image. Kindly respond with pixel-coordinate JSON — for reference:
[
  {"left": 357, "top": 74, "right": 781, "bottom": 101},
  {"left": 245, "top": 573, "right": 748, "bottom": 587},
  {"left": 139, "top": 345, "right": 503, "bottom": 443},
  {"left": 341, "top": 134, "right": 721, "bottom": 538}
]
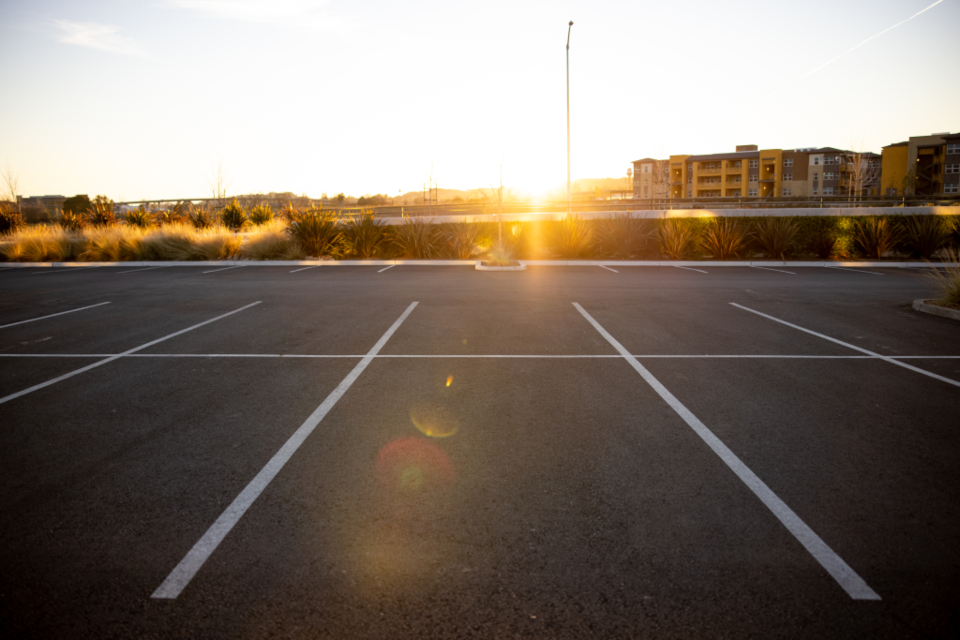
[
  {"left": 825, "top": 157, "right": 835, "bottom": 165},
  {"left": 783, "top": 158, "right": 793, "bottom": 168},
  {"left": 823, "top": 187, "right": 834, "bottom": 195},
  {"left": 749, "top": 174, "right": 758, "bottom": 183},
  {"left": 687, "top": 190, "right": 692, "bottom": 197},
  {"left": 782, "top": 188, "right": 792, "bottom": 196},
  {"left": 823, "top": 172, "right": 836, "bottom": 180},
  {"left": 886, "top": 187, "right": 897, "bottom": 195},
  {"left": 813, "top": 157, "right": 820, "bottom": 165},
  {"left": 687, "top": 164, "right": 693, "bottom": 172},
  {"left": 687, "top": 177, "right": 692, "bottom": 184},
  {"left": 729, "top": 161, "right": 742, "bottom": 169},
  {"left": 946, "top": 163, "right": 959, "bottom": 174},
  {"left": 945, "top": 184, "right": 959, "bottom": 193},
  {"left": 783, "top": 173, "right": 793, "bottom": 181},
  {"left": 813, "top": 172, "right": 819, "bottom": 181},
  {"left": 748, "top": 188, "right": 758, "bottom": 197},
  {"left": 813, "top": 188, "right": 818, "bottom": 195},
  {"left": 748, "top": 159, "right": 758, "bottom": 169},
  {"left": 946, "top": 144, "right": 960, "bottom": 155}
]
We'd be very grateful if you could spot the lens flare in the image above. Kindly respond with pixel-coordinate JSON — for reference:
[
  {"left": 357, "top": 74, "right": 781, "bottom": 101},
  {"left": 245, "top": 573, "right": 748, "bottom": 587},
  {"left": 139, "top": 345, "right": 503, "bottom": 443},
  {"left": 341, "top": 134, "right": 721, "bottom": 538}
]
[
  {"left": 411, "top": 404, "right": 458, "bottom": 438},
  {"left": 376, "top": 436, "right": 454, "bottom": 493},
  {"left": 445, "top": 375, "right": 453, "bottom": 387}
]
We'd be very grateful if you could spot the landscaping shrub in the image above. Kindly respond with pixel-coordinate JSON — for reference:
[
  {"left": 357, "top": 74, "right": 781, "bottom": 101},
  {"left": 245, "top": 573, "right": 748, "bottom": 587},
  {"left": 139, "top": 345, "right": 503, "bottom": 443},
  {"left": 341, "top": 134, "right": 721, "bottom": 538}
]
[
  {"left": 249, "top": 204, "right": 274, "bottom": 226},
  {"left": 702, "top": 218, "right": 751, "bottom": 260},
  {"left": 391, "top": 217, "right": 440, "bottom": 259},
  {"left": 194, "top": 228, "right": 241, "bottom": 259},
  {"left": 593, "top": 213, "right": 656, "bottom": 259},
  {"left": 85, "top": 197, "right": 116, "bottom": 227},
  {"left": 754, "top": 217, "right": 799, "bottom": 260},
  {"left": 287, "top": 207, "right": 343, "bottom": 257},
  {"left": 548, "top": 214, "right": 593, "bottom": 259},
  {"left": 902, "top": 215, "right": 951, "bottom": 259},
  {"left": 0, "top": 204, "right": 25, "bottom": 235},
  {"left": 240, "top": 227, "right": 305, "bottom": 260},
  {"left": 810, "top": 228, "right": 837, "bottom": 259},
  {"left": 188, "top": 206, "right": 214, "bottom": 229},
  {"left": 854, "top": 218, "right": 900, "bottom": 259},
  {"left": 657, "top": 219, "right": 697, "bottom": 259},
  {"left": 443, "top": 221, "right": 482, "bottom": 259},
  {"left": 924, "top": 248, "right": 960, "bottom": 307},
  {"left": 503, "top": 221, "right": 530, "bottom": 259},
  {"left": 124, "top": 207, "right": 153, "bottom": 228},
  {"left": 58, "top": 209, "right": 86, "bottom": 232},
  {"left": 80, "top": 227, "right": 144, "bottom": 261},
  {"left": 344, "top": 213, "right": 389, "bottom": 258},
  {"left": 155, "top": 209, "right": 183, "bottom": 226},
  {"left": 219, "top": 199, "right": 248, "bottom": 231},
  {"left": 0, "top": 226, "right": 84, "bottom": 262},
  {"left": 139, "top": 225, "right": 198, "bottom": 260}
]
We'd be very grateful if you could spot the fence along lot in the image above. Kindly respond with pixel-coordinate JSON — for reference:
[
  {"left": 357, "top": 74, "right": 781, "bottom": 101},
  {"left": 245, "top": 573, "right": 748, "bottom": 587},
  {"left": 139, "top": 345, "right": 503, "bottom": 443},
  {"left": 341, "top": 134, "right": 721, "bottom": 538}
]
[{"left": 0, "top": 265, "right": 958, "bottom": 638}]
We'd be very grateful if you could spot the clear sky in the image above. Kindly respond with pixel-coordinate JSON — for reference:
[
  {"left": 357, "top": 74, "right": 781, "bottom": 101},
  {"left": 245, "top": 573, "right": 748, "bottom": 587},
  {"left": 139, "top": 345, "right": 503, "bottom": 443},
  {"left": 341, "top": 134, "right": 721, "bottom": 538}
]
[{"left": 1, "top": 0, "right": 957, "bottom": 201}]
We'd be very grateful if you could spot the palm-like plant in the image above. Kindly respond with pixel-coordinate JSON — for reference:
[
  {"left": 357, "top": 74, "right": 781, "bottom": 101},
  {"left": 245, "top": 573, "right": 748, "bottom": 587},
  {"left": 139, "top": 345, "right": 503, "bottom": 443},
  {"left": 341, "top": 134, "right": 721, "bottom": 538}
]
[
  {"left": 249, "top": 204, "right": 274, "bottom": 226},
  {"left": 903, "top": 215, "right": 950, "bottom": 259},
  {"left": 286, "top": 207, "right": 343, "bottom": 257},
  {"left": 391, "top": 217, "right": 440, "bottom": 259},
  {"left": 443, "top": 221, "right": 482, "bottom": 259},
  {"left": 0, "top": 203, "right": 25, "bottom": 234},
  {"left": 343, "top": 212, "right": 389, "bottom": 258},
  {"left": 219, "top": 199, "right": 248, "bottom": 231},
  {"left": 549, "top": 214, "right": 593, "bottom": 259},
  {"left": 854, "top": 218, "right": 900, "bottom": 259},
  {"left": 702, "top": 218, "right": 751, "bottom": 260},
  {"left": 658, "top": 219, "right": 697, "bottom": 259},
  {"left": 754, "top": 217, "right": 798, "bottom": 260},
  {"left": 188, "top": 206, "right": 214, "bottom": 230},
  {"left": 124, "top": 206, "right": 153, "bottom": 228},
  {"left": 85, "top": 197, "right": 116, "bottom": 227},
  {"left": 593, "top": 213, "right": 655, "bottom": 259}
]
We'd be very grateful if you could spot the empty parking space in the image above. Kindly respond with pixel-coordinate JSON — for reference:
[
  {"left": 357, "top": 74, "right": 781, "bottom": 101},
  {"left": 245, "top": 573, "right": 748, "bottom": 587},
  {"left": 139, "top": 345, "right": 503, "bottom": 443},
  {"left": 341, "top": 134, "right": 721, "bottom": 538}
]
[{"left": 1, "top": 265, "right": 957, "bottom": 638}]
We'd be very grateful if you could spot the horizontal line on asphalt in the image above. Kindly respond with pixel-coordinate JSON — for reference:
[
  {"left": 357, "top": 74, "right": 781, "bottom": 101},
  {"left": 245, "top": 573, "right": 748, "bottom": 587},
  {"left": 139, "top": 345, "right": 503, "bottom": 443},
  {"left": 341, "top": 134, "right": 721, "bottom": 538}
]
[{"left": 1, "top": 353, "right": 957, "bottom": 359}]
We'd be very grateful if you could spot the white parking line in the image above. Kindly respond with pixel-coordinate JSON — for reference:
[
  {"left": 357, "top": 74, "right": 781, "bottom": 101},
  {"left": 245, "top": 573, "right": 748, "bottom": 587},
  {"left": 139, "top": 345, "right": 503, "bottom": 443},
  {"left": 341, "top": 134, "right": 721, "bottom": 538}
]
[
  {"left": 202, "top": 265, "right": 244, "bottom": 274},
  {"left": 31, "top": 267, "right": 101, "bottom": 275},
  {"left": 0, "top": 302, "right": 261, "bottom": 406},
  {"left": 751, "top": 266, "right": 795, "bottom": 275},
  {"left": 598, "top": 265, "right": 619, "bottom": 273},
  {"left": 573, "top": 302, "right": 880, "bottom": 600},
  {"left": 824, "top": 266, "right": 884, "bottom": 276},
  {"left": 0, "top": 301, "right": 112, "bottom": 330},
  {"left": 4, "top": 352, "right": 960, "bottom": 360},
  {"left": 289, "top": 265, "right": 319, "bottom": 273},
  {"left": 152, "top": 301, "right": 419, "bottom": 600},
  {"left": 378, "top": 265, "right": 396, "bottom": 273},
  {"left": 116, "top": 266, "right": 166, "bottom": 274},
  {"left": 730, "top": 303, "right": 960, "bottom": 389},
  {"left": 673, "top": 265, "right": 708, "bottom": 274}
]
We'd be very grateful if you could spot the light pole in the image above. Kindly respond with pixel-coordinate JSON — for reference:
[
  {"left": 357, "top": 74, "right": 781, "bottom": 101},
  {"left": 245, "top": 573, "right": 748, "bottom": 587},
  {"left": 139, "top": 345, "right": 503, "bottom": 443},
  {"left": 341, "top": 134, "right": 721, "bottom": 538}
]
[{"left": 566, "top": 20, "right": 573, "bottom": 217}]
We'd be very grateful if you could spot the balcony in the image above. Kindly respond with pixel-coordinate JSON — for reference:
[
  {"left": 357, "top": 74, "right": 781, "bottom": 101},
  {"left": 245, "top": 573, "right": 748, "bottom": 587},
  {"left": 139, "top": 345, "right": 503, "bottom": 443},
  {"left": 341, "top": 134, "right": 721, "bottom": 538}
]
[{"left": 698, "top": 167, "right": 722, "bottom": 175}]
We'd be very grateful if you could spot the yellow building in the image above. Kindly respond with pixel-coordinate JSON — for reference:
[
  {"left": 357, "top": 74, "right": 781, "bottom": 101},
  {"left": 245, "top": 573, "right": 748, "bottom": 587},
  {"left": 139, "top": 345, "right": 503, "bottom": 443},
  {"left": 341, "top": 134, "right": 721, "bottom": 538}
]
[
  {"left": 880, "top": 133, "right": 960, "bottom": 196},
  {"left": 668, "top": 145, "right": 782, "bottom": 200}
]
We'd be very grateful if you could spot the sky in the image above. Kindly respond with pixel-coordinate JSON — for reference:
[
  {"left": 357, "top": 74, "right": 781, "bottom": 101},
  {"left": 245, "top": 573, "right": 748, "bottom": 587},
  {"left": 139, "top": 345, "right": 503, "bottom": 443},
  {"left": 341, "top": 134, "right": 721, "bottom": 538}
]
[{"left": 0, "top": 0, "right": 958, "bottom": 202}]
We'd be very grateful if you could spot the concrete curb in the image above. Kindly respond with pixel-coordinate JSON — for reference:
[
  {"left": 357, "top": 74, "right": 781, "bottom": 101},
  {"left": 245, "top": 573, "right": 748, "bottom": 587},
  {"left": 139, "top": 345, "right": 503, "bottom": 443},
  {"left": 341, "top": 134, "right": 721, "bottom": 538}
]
[
  {"left": 474, "top": 261, "right": 527, "bottom": 272},
  {"left": 913, "top": 299, "right": 960, "bottom": 321},
  {"left": 0, "top": 260, "right": 956, "bottom": 269}
]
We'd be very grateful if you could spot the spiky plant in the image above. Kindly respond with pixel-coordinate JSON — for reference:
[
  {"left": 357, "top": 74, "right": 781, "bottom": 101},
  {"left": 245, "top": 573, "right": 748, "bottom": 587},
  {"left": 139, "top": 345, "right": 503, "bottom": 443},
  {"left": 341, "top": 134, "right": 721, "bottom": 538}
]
[
  {"left": 658, "top": 219, "right": 697, "bottom": 260},
  {"left": 702, "top": 218, "right": 750, "bottom": 260},
  {"left": 548, "top": 214, "right": 594, "bottom": 259},
  {"left": 219, "top": 199, "right": 248, "bottom": 231},
  {"left": 155, "top": 208, "right": 183, "bottom": 226},
  {"left": 343, "top": 212, "right": 389, "bottom": 258},
  {"left": 391, "top": 217, "right": 440, "bottom": 259},
  {"left": 754, "top": 217, "right": 798, "bottom": 260},
  {"left": 249, "top": 204, "right": 274, "bottom": 226},
  {"left": 903, "top": 215, "right": 951, "bottom": 260},
  {"left": 592, "top": 213, "right": 656, "bottom": 259},
  {"left": 58, "top": 208, "right": 85, "bottom": 232},
  {"left": 188, "top": 206, "right": 214, "bottom": 230},
  {"left": 286, "top": 207, "right": 343, "bottom": 257},
  {"left": 0, "top": 203, "right": 25, "bottom": 235},
  {"left": 443, "top": 221, "right": 482, "bottom": 259},
  {"left": 124, "top": 207, "right": 153, "bottom": 228},
  {"left": 85, "top": 198, "right": 116, "bottom": 227},
  {"left": 854, "top": 218, "right": 900, "bottom": 259},
  {"left": 810, "top": 228, "right": 837, "bottom": 259}
]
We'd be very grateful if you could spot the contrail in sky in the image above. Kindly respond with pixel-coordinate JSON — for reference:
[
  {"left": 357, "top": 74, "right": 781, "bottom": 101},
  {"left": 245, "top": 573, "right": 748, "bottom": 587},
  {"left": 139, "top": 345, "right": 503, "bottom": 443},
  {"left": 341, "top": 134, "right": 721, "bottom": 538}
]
[{"left": 761, "top": 0, "right": 945, "bottom": 98}]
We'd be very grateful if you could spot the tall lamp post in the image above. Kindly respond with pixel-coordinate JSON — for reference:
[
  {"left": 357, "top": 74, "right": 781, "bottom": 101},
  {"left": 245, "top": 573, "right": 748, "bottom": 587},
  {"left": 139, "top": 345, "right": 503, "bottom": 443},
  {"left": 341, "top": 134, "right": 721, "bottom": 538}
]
[{"left": 566, "top": 20, "right": 573, "bottom": 217}]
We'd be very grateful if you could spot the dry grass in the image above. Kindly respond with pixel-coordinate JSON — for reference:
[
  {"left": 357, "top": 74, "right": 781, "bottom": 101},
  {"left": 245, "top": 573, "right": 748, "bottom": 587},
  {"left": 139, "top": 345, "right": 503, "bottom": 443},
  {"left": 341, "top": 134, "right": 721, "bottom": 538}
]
[
  {"left": 0, "top": 226, "right": 84, "bottom": 261},
  {"left": 924, "top": 248, "right": 960, "bottom": 306},
  {"left": 241, "top": 223, "right": 306, "bottom": 260}
]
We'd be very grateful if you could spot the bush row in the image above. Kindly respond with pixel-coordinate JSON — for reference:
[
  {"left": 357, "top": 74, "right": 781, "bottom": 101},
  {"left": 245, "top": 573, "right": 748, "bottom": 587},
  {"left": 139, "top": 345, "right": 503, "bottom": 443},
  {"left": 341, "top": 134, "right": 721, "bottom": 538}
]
[{"left": 1, "top": 203, "right": 958, "bottom": 261}]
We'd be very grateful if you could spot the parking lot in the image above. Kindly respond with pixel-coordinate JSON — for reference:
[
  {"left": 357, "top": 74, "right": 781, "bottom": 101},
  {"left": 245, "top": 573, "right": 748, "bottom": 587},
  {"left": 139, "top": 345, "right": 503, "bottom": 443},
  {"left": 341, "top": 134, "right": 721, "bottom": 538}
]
[{"left": 1, "top": 264, "right": 959, "bottom": 638}]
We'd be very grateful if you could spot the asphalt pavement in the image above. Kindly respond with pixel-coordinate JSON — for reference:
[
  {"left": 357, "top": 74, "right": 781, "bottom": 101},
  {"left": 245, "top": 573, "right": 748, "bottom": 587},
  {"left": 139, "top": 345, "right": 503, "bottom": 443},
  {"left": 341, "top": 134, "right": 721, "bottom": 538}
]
[{"left": 0, "top": 264, "right": 958, "bottom": 638}]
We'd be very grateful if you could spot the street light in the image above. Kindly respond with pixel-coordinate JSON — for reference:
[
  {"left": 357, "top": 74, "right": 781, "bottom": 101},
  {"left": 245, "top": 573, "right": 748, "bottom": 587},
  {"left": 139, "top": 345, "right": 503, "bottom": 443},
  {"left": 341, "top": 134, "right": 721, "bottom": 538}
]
[{"left": 566, "top": 20, "right": 573, "bottom": 217}]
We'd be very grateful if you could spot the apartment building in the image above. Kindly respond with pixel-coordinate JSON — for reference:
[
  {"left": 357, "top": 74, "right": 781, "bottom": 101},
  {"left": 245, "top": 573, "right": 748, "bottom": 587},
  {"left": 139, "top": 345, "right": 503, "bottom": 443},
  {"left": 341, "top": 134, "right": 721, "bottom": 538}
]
[
  {"left": 631, "top": 157, "right": 662, "bottom": 199},
  {"left": 637, "top": 144, "right": 879, "bottom": 200},
  {"left": 880, "top": 132, "right": 960, "bottom": 195}
]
